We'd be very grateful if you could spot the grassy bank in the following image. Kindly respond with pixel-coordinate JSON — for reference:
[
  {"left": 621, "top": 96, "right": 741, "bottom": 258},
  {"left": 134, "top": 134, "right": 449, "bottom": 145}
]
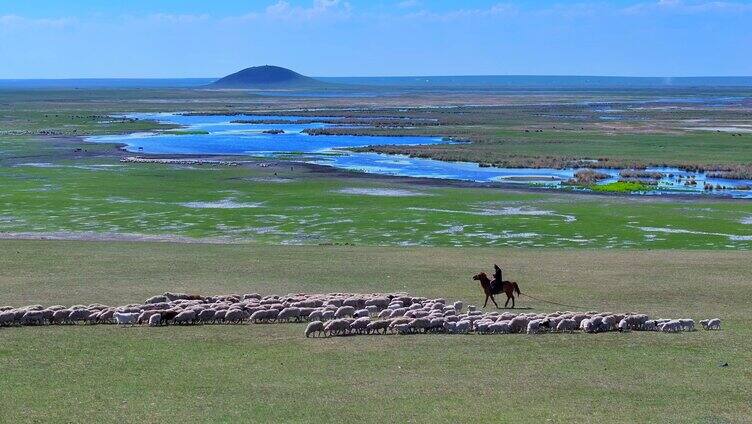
[
  {"left": 349, "top": 127, "right": 752, "bottom": 170},
  {"left": 0, "top": 240, "right": 750, "bottom": 422}
]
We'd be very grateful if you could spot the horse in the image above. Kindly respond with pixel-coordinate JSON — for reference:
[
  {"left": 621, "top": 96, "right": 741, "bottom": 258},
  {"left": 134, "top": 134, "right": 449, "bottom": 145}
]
[{"left": 472, "top": 272, "right": 521, "bottom": 309}]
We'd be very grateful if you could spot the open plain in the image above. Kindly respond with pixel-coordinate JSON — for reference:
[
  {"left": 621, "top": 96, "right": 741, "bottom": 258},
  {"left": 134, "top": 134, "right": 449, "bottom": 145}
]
[{"left": 1, "top": 86, "right": 751, "bottom": 423}]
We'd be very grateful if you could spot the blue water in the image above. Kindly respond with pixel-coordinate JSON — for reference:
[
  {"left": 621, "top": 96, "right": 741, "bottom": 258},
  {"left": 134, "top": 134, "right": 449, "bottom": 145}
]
[
  {"left": 87, "top": 113, "right": 752, "bottom": 198},
  {"left": 89, "top": 113, "right": 444, "bottom": 155},
  {"left": 316, "top": 154, "right": 752, "bottom": 198}
]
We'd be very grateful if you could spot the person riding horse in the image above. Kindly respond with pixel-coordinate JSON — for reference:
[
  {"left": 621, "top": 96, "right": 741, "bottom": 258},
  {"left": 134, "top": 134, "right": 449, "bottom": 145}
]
[{"left": 492, "top": 264, "right": 502, "bottom": 292}]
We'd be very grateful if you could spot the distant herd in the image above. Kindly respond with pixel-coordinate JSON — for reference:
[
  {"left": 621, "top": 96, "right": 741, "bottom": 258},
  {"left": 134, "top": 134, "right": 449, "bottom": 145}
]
[{"left": 0, "top": 291, "right": 722, "bottom": 339}]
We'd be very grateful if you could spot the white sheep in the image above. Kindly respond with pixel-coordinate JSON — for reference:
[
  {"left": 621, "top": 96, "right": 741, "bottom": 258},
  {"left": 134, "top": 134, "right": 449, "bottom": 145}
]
[
  {"left": 589, "top": 316, "right": 604, "bottom": 332},
  {"left": 389, "top": 307, "right": 408, "bottom": 318},
  {"left": 334, "top": 306, "right": 355, "bottom": 319},
  {"left": 427, "top": 317, "right": 446, "bottom": 332},
  {"left": 213, "top": 309, "right": 228, "bottom": 323},
  {"left": 350, "top": 317, "right": 371, "bottom": 334},
  {"left": 145, "top": 295, "right": 168, "bottom": 304},
  {"left": 67, "top": 309, "right": 91, "bottom": 323},
  {"left": 447, "top": 320, "right": 471, "bottom": 334},
  {"left": 556, "top": 319, "right": 577, "bottom": 333},
  {"left": 224, "top": 309, "right": 245, "bottom": 324},
  {"left": 324, "top": 319, "right": 350, "bottom": 336},
  {"left": 197, "top": 309, "right": 216, "bottom": 323},
  {"left": 308, "top": 310, "right": 323, "bottom": 322},
  {"left": 678, "top": 319, "right": 695, "bottom": 332},
  {"left": 50, "top": 309, "right": 70, "bottom": 324},
  {"left": 21, "top": 311, "right": 45, "bottom": 325},
  {"left": 617, "top": 319, "right": 629, "bottom": 332},
  {"left": 581, "top": 319, "right": 597, "bottom": 333},
  {"left": 353, "top": 308, "right": 370, "bottom": 318},
  {"left": 509, "top": 316, "right": 530, "bottom": 333},
  {"left": 489, "top": 322, "right": 511, "bottom": 334},
  {"left": 365, "top": 297, "right": 389, "bottom": 309},
  {"left": 377, "top": 309, "right": 391, "bottom": 319},
  {"left": 701, "top": 318, "right": 721, "bottom": 330},
  {"left": 172, "top": 310, "right": 196, "bottom": 325},
  {"left": 138, "top": 310, "right": 160, "bottom": 325},
  {"left": 148, "top": 313, "right": 162, "bottom": 326},
  {"left": 526, "top": 319, "right": 543, "bottom": 335},
  {"left": 601, "top": 315, "right": 618, "bottom": 331},
  {"left": 305, "top": 321, "right": 325, "bottom": 337},
  {"left": 277, "top": 307, "right": 301, "bottom": 322},
  {"left": 265, "top": 309, "right": 280, "bottom": 322},
  {"left": 707, "top": 318, "right": 721, "bottom": 330},
  {"left": 659, "top": 320, "right": 682, "bottom": 333},
  {"left": 642, "top": 320, "right": 659, "bottom": 331},
  {"left": 408, "top": 317, "right": 431, "bottom": 333},
  {"left": 113, "top": 312, "right": 139, "bottom": 326}
]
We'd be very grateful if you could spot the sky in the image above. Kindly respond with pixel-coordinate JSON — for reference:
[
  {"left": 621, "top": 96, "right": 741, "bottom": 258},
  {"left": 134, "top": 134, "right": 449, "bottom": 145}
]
[{"left": 0, "top": 0, "right": 750, "bottom": 78}]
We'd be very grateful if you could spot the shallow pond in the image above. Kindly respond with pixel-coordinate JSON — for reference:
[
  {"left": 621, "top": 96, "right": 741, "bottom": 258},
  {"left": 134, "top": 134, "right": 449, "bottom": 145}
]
[
  {"left": 89, "top": 113, "right": 443, "bottom": 155},
  {"left": 87, "top": 113, "right": 752, "bottom": 198}
]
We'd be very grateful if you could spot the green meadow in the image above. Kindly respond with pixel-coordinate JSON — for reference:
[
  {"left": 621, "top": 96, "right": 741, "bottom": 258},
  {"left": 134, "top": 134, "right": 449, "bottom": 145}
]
[
  {"left": 1, "top": 148, "right": 752, "bottom": 249},
  {"left": 1, "top": 241, "right": 750, "bottom": 423},
  {"left": 1, "top": 88, "right": 751, "bottom": 423}
]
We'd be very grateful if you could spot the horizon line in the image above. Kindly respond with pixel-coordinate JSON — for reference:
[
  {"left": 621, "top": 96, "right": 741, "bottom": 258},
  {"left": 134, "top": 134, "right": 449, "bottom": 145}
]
[{"left": 2, "top": 74, "right": 752, "bottom": 81}]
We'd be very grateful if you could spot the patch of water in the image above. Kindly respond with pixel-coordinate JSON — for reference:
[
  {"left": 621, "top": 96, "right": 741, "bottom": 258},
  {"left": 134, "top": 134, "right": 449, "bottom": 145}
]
[
  {"left": 14, "top": 162, "right": 58, "bottom": 168},
  {"left": 636, "top": 226, "right": 752, "bottom": 242},
  {"left": 407, "top": 206, "right": 577, "bottom": 222},
  {"left": 87, "top": 113, "right": 752, "bottom": 198},
  {"left": 685, "top": 126, "right": 752, "bottom": 133},
  {"left": 178, "top": 198, "right": 263, "bottom": 209},
  {"left": 89, "top": 113, "right": 442, "bottom": 155},
  {"left": 336, "top": 188, "right": 431, "bottom": 197}
]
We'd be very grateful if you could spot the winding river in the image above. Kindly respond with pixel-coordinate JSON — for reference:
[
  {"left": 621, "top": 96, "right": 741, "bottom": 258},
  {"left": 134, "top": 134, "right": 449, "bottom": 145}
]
[{"left": 87, "top": 113, "right": 752, "bottom": 199}]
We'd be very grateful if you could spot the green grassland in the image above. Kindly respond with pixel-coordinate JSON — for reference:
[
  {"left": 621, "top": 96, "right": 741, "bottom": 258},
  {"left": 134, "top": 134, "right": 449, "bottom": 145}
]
[
  {"left": 1, "top": 88, "right": 751, "bottom": 422},
  {"left": 1, "top": 141, "right": 751, "bottom": 249},
  {"left": 351, "top": 126, "right": 752, "bottom": 169},
  {"left": 589, "top": 181, "right": 653, "bottom": 193},
  {"left": 0, "top": 240, "right": 750, "bottom": 423}
]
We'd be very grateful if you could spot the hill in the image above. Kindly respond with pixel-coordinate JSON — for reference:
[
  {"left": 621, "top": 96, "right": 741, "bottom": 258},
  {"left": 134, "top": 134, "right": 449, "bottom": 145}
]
[{"left": 208, "top": 65, "right": 330, "bottom": 89}]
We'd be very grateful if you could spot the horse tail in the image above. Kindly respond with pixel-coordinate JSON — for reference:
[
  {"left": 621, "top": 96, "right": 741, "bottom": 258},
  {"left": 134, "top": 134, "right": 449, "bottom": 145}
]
[{"left": 513, "top": 282, "right": 520, "bottom": 295}]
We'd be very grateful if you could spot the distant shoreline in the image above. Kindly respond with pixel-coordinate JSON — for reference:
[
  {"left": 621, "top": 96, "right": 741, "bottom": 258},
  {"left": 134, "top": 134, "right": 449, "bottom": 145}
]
[{"left": 3, "top": 75, "right": 752, "bottom": 90}]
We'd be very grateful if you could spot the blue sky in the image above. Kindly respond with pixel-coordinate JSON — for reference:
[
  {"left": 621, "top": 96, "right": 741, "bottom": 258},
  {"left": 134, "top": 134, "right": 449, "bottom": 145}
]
[{"left": 0, "top": 0, "right": 750, "bottom": 78}]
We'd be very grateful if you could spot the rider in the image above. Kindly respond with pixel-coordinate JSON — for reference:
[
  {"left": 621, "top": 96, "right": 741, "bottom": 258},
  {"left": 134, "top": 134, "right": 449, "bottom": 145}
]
[{"left": 494, "top": 264, "right": 503, "bottom": 283}]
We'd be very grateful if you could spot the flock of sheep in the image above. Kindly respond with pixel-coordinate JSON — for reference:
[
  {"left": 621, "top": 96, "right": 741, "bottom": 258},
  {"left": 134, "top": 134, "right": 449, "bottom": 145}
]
[{"left": 0, "top": 291, "right": 722, "bottom": 338}]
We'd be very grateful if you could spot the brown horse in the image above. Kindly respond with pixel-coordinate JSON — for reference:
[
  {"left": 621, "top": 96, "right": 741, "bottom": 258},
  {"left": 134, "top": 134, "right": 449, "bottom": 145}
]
[{"left": 472, "top": 272, "right": 521, "bottom": 308}]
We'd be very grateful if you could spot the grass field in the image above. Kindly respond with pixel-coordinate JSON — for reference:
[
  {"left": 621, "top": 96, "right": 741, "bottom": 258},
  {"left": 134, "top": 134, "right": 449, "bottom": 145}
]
[
  {"left": 352, "top": 126, "right": 752, "bottom": 169},
  {"left": 2, "top": 146, "right": 752, "bottom": 249},
  {"left": 0, "top": 240, "right": 750, "bottom": 423},
  {"left": 1, "top": 87, "right": 751, "bottom": 422}
]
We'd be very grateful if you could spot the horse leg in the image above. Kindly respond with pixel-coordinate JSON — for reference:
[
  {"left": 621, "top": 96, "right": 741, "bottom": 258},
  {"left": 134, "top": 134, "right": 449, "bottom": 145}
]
[
  {"left": 511, "top": 295, "right": 515, "bottom": 309},
  {"left": 490, "top": 295, "right": 499, "bottom": 309},
  {"left": 483, "top": 295, "right": 489, "bottom": 308},
  {"left": 504, "top": 295, "right": 510, "bottom": 308}
]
